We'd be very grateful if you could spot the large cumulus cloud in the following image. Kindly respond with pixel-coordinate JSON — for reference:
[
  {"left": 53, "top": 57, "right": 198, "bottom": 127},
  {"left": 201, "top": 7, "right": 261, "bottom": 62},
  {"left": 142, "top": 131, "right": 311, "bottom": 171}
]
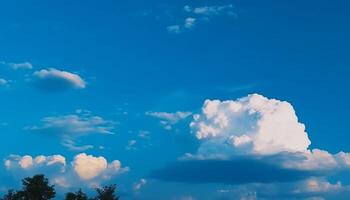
[
  {"left": 188, "top": 94, "right": 350, "bottom": 171},
  {"left": 152, "top": 93, "right": 350, "bottom": 194},
  {"left": 190, "top": 94, "right": 311, "bottom": 156}
]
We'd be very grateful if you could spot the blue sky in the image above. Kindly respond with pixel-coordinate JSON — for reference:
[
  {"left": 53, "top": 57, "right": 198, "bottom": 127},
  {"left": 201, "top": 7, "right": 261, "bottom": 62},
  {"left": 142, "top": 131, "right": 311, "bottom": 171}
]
[{"left": 0, "top": 0, "right": 350, "bottom": 199}]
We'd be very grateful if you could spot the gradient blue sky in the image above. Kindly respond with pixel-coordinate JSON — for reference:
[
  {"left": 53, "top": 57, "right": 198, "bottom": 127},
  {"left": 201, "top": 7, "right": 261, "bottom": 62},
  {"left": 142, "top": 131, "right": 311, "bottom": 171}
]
[{"left": 0, "top": 0, "right": 350, "bottom": 199}]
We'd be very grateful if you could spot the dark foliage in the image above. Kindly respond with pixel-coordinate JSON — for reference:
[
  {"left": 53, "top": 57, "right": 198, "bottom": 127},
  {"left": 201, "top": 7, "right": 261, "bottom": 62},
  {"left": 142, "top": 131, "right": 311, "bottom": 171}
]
[
  {"left": 94, "top": 185, "right": 119, "bottom": 200},
  {"left": 1, "top": 175, "right": 120, "bottom": 200},
  {"left": 65, "top": 189, "right": 88, "bottom": 200},
  {"left": 20, "top": 174, "right": 56, "bottom": 200},
  {"left": 1, "top": 190, "right": 22, "bottom": 200}
]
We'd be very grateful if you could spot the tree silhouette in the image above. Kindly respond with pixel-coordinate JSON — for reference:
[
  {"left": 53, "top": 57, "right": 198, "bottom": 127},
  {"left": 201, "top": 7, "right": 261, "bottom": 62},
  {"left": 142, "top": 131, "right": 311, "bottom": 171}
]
[
  {"left": 1, "top": 174, "right": 121, "bottom": 200},
  {"left": 65, "top": 189, "right": 88, "bottom": 200},
  {"left": 1, "top": 190, "right": 21, "bottom": 200},
  {"left": 94, "top": 185, "right": 119, "bottom": 200},
  {"left": 19, "top": 174, "right": 55, "bottom": 200}
]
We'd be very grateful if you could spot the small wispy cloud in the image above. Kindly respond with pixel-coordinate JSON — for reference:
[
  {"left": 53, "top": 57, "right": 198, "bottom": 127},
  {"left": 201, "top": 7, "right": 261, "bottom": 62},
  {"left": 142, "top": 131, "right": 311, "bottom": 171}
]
[
  {"left": 126, "top": 140, "right": 137, "bottom": 150},
  {"left": 61, "top": 139, "right": 94, "bottom": 152},
  {"left": 146, "top": 111, "right": 192, "bottom": 130},
  {"left": 0, "top": 78, "right": 8, "bottom": 86},
  {"left": 184, "top": 17, "right": 196, "bottom": 29},
  {"left": 27, "top": 112, "right": 115, "bottom": 137},
  {"left": 133, "top": 178, "right": 147, "bottom": 191},
  {"left": 167, "top": 17, "right": 197, "bottom": 34},
  {"left": 185, "top": 5, "right": 236, "bottom": 16},
  {"left": 167, "top": 4, "right": 237, "bottom": 33},
  {"left": 27, "top": 110, "right": 115, "bottom": 150},
  {"left": 0, "top": 61, "right": 33, "bottom": 70},
  {"left": 180, "top": 196, "right": 196, "bottom": 200},
  {"left": 138, "top": 130, "right": 151, "bottom": 139},
  {"left": 10, "top": 62, "right": 33, "bottom": 70},
  {"left": 167, "top": 25, "right": 182, "bottom": 33}
]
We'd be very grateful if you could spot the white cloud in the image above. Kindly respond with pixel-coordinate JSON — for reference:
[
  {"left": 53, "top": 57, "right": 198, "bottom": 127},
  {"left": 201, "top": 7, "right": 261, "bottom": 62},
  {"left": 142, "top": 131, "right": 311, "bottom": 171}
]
[
  {"left": 239, "top": 191, "right": 257, "bottom": 200},
  {"left": 168, "top": 4, "right": 237, "bottom": 33},
  {"left": 336, "top": 151, "right": 350, "bottom": 166},
  {"left": 27, "top": 111, "right": 115, "bottom": 150},
  {"left": 0, "top": 61, "right": 33, "bottom": 70},
  {"left": 231, "top": 135, "right": 252, "bottom": 147},
  {"left": 147, "top": 111, "right": 192, "bottom": 124},
  {"left": 9, "top": 62, "right": 33, "bottom": 70},
  {"left": 73, "top": 153, "right": 108, "bottom": 180},
  {"left": 284, "top": 149, "right": 350, "bottom": 171},
  {"left": 284, "top": 149, "right": 338, "bottom": 170},
  {"left": 138, "top": 130, "right": 151, "bottom": 139},
  {"left": 167, "top": 18, "right": 197, "bottom": 33},
  {"left": 188, "top": 94, "right": 350, "bottom": 172},
  {"left": 133, "top": 178, "right": 146, "bottom": 191},
  {"left": 0, "top": 78, "right": 8, "bottom": 86},
  {"left": 210, "top": 177, "right": 348, "bottom": 200},
  {"left": 18, "top": 156, "right": 33, "bottom": 169},
  {"left": 190, "top": 94, "right": 311, "bottom": 156},
  {"left": 184, "top": 17, "right": 196, "bottom": 29},
  {"left": 160, "top": 93, "right": 350, "bottom": 200},
  {"left": 147, "top": 111, "right": 192, "bottom": 130},
  {"left": 33, "top": 68, "right": 86, "bottom": 90},
  {"left": 126, "top": 140, "right": 137, "bottom": 150},
  {"left": 4, "top": 154, "right": 128, "bottom": 188},
  {"left": 27, "top": 111, "right": 115, "bottom": 137},
  {"left": 167, "top": 25, "right": 181, "bottom": 33},
  {"left": 145, "top": 94, "right": 350, "bottom": 199},
  {"left": 272, "top": 178, "right": 344, "bottom": 198},
  {"left": 61, "top": 139, "right": 94, "bottom": 152},
  {"left": 190, "top": 5, "right": 235, "bottom": 16},
  {"left": 5, "top": 154, "right": 66, "bottom": 173},
  {"left": 184, "top": 5, "right": 192, "bottom": 12},
  {"left": 304, "top": 179, "right": 342, "bottom": 193}
]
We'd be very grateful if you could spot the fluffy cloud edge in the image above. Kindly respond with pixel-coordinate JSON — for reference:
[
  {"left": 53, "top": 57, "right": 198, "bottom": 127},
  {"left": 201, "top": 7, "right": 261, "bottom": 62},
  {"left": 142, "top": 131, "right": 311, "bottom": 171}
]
[{"left": 32, "top": 68, "right": 86, "bottom": 91}]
